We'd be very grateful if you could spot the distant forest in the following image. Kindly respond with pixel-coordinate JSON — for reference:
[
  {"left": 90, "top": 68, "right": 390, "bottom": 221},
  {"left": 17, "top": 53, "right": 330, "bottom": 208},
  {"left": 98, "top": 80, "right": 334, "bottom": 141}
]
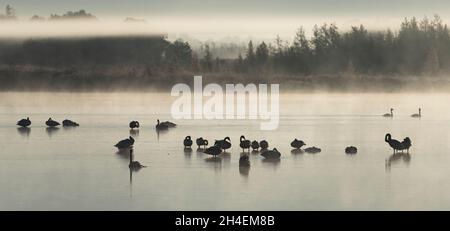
[{"left": 1, "top": 4, "right": 450, "bottom": 91}]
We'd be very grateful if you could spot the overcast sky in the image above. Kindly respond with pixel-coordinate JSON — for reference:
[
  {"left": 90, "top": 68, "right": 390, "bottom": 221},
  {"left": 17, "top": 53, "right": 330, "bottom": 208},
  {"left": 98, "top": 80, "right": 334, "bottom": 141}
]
[
  {"left": 1, "top": 0, "right": 449, "bottom": 40},
  {"left": 4, "top": 0, "right": 450, "bottom": 18}
]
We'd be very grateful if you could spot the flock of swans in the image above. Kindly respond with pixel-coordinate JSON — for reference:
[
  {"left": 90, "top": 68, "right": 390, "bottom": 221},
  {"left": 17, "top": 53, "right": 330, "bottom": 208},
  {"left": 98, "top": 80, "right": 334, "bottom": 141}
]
[{"left": 15, "top": 107, "right": 421, "bottom": 170}]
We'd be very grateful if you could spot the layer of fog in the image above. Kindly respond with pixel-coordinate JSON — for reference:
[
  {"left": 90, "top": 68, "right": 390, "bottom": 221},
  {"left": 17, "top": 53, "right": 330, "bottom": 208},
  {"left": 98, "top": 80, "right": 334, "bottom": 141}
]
[{"left": 0, "top": 16, "right": 412, "bottom": 42}]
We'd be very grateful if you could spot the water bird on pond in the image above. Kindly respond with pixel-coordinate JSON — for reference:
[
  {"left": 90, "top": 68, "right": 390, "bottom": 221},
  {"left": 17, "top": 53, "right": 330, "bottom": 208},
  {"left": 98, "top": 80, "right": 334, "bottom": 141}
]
[
  {"left": 411, "top": 108, "right": 421, "bottom": 118},
  {"left": 383, "top": 108, "right": 394, "bottom": 117},
  {"left": 259, "top": 140, "right": 269, "bottom": 150},
  {"left": 261, "top": 148, "right": 281, "bottom": 159},
  {"left": 239, "top": 135, "right": 251, "bottom": 152},
  {"left": 204, "top": 145, "right": 222, "bottom": 157},
  {"left": 251, "top": 140, "right": 259, "bottom": 151},
  {"left": 115, "top": 136, "right": 135, "bottom": 149},
  {"left": 239, "top": 155, "right": 250, "bottom": 167},
  {"left": 215, "top": 137, "right": 231, "bottom": 151},
  {"left": 184, "top": 136, "right": 193, "bottom": 148},
  {"left": 62, "top": 119, "right": 79, "bottom": 127},
  {"left": 196, "top": 137, "right": 208, "bottom": 148},
  {"left": 156, "top": 119, "right": 169, "bottom": 130},
  {"left": 17, "top": 117, "right": 31, "bottom": 127},
  {"left": 305, "top": 146, "right": 321, "bottom": 154},
  {"left": 291, "top": 139, "right": 306, "bottom": 149},
  {"left": 129, "top": 149, "right": 145, "bottom": 169},
  {"left": 161, "top": 120, "right": 176, "bottom": 128},
  {"left": 45, "top": 118, "right": 60, "bottom": 127},
  {"left": 129, "top": 121, "right": 140, "bottom": 129},
  {"left": 345, "top": 146, "right": 358, "bottom": 154},
  {"left": 385, "top": 134, "right": 411, "bottom": 154}
]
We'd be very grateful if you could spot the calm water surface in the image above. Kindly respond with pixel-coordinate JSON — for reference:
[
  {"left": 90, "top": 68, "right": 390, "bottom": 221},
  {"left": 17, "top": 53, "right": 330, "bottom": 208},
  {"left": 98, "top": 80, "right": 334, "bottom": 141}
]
[{"left": 1, "top": 92, "right": 450, "bottom": 210}]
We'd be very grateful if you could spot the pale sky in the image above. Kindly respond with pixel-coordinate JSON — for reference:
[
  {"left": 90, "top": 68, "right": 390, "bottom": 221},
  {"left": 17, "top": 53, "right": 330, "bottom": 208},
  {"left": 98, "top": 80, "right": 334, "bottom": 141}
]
[{"left": 1, "top": 0, "right": 449, "bottom": 40}]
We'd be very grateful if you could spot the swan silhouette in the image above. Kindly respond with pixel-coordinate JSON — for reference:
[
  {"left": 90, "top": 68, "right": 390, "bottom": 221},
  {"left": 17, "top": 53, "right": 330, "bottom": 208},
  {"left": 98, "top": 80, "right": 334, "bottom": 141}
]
[
  {"left": 115, "top": 136, "right": 135, "bottom": 149},
  {"left": 184, "top": 136, "right": 193, "bottom": 148},
  {"left": 305, "top": 146, "right": 321, "bottom": 154},
  {"left": 215, "top": 137, "right": 231, "bottom": 151},
  {"left": 383, "top": 108, "right": 394, "bottom": 117},
  {"left": 156, "top": 119, "right": 169, "bottom": 130},
  {"left": 411, "top": 108, "right": 421, "bottom": 118},
  {"left": 239, "top": 155, "right": 250, "bottom": 167},
  {"left": 345, "top": 146, "right": 358, "bottom": 154},
  {"left": 129, "top": 149, "right": 145, "bottom": 169},
  {"left": 160, "top": 120, "right": 176, "bottom": 128},
  {"left": 291, "top": 139, "right": 306, "bottom": 149},
  {"left": 129, "top": 121, "right": 140, "bottom": 129},
  {"left": 384, "top": 133, "right": 411, "bottom": 154},
  {"left": 17, "top": 117, "right": 31, "bottom": 127},
  {"left": 259, "top": 140, "right": 269, "bottom": 150},
  {"left": 239, "top": 135, "right": 251, "bottom": 152},
  {"left": 261, "top": 148, "right": 281, "bottom": 159},
  {"left": 45, "top": 118, "right": 60, "bottom": 127},
  {"left": 251, "top": 140, "right": 259, "bottom": 151},
  {"left": 204, "top": 145, "right": 222, "bottom": 157},
  {"left": 62, "top": 119, "right": 79, "bottom": 127},
  {"left": 196, "top": 137, "right": 208, "bottom": 148}
]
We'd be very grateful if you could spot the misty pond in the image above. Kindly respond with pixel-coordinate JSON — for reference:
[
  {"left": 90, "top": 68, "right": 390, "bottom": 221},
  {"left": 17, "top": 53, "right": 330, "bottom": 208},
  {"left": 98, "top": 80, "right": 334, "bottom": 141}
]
[{"left": 1, "top": 92, "right": 450, "bottom": 210}]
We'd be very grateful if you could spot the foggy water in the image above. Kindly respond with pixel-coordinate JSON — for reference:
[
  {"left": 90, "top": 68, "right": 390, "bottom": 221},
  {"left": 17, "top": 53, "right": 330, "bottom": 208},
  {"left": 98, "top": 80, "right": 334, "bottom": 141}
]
[{"left": 1, "top": 92, "right": 450, "bottom": 210}]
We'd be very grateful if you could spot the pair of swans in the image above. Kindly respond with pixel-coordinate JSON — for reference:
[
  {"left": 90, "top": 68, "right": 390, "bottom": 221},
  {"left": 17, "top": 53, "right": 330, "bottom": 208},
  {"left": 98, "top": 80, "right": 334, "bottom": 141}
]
[{"left": 383, "top": 108, "right": 422, "bottom": 118}]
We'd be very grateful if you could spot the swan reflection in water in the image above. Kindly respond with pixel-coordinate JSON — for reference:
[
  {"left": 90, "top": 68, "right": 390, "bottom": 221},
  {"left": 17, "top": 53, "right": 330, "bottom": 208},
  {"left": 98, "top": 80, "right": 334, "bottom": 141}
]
[
  {"left": 184, "top": 147, "right": 193, "bottom": 157},
  {"left": 291, "top": 149, "right": 304, "bottom": 155},
  {"left": 46, "top": 127, "right": 60, "bottom": 137},
  {"left": 205, "top": 156, "right": 222, "bottom": 172},
  {"left": 385, "top": 152, "right": 412, "bottom": 170},
  {"left": 17, "top": 127, "right": 31, "bottom": 138},
  {"left": 156, "top": 128, "right": 168, "bottom": 141},
  {"left": 129, "top": 129, "right": 139, "bottom": 138}
]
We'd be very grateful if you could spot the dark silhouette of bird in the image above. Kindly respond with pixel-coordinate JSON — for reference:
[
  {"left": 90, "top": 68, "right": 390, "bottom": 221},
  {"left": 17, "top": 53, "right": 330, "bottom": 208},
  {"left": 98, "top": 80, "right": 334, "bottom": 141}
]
[
  {"left": 259, "top": 140, "right": 269, "bottom": 150},
  {"left": 204, "top": 145, "right": 222, "bottom": 157},
  {"left": 156, "top": 119, "right": 169, "bottom": 130},
  {"left": 215, "top": 137, "right": 231, "bottom": 151},
  {"left": 62, "top": 119, "right": 79, "bottom": 127},
  {"left": 17, "top": 117, "right": 31, "bottom": 127},
  {"left": 129, "top": 149, "right": 145, "bottom": 169},
  {"left": 401, "top": 137, "right": 412, "bottom": 154},
  {"left": 161, "top": 120, "right": 176, "bottom": 128},
  {"left": 196, "top": 137, "right": 208, "bottom": 148},
  {"left": 129, "top": 121, "right": 140, "bottom": 129},
  {"left": 183, "top": 136, "right": 193, "bottom": 148},
  {"left": 251, "top": 140, "right": 259, "bottom": 151},
  {"left": 345, "top": 146, "right": 358, "bottom": 154},
  {"left": 239, "top": 155, "right": 250, "bottom": 167},
  {"left": 411, "top": 108, "right": 421, "bottom": 118},
  {"left": 383, "top": 108, "right": 394, "bottom": 117},
  {"left": 305, "top": 146, "right": 321, "bottom": 154},
  {"left": 115, "top": 136, "right": 135, "bottom": 149},
  {"left": 45, "top": 118, "right": 60, "bottom": 127},
  {"left": 261, "top": 148, "right": 281, "bottom": 159},
  {"left": 239, "top": 135, "right": 251, "bottom": 152},
  {"left": 291, "top": 139, "right": 306, "bottom": 149},
  {"left": 385, "top": 134, "right": 404, "bottom": 154}
]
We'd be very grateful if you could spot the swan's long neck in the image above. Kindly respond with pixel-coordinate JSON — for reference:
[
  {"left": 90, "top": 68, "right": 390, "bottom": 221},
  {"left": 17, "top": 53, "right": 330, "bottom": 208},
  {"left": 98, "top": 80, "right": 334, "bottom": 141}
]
[{"left": 385, "top": 134, "right": 391, "bottom": 142}]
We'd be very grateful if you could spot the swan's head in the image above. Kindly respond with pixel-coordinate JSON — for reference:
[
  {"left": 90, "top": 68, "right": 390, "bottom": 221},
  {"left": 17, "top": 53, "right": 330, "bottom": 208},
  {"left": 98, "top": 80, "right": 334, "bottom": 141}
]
[
  {"left": 385, "top": 133, "right": 391, "bottom": 142},
  {"left": 240, "top": 135, "right": 245, "bottom": 141},
  {"left": 27, "top": 117, "right": 30, "bottom": 120},
  {"left": 185, "top": 136, "right": 191, "bottom": 140},
  {"left": 225, "top": 137, "right": 230, "bottom": 141}
]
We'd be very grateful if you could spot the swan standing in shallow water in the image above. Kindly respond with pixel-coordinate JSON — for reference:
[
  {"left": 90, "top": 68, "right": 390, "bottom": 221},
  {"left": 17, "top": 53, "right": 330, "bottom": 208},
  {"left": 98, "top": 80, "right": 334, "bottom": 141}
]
[
  {"left": 259, "top": 140, "right": 269, "bottom": 150},
  {"left": 129, "top": 121, "right": 140, "bottom": 129},
  {"left": 215, "top": 137, "right": 231, "bottom": 151},
  {"left": 239, "top": 135, "right": 251, "bottom": 152},
  {"left": 251, "top": 141, "right": 259, "bottom": 151},
  {"left": 291, "top": 139, "right": 306, "bottom": 149},
  {"left": 411, "top": 108, "right": 421, "bottom": 118},
  {"left": 383, "top": 108, "right": 394, "bottom": 117},
  {"left": 385, "top": 133, "right": 412, "bottom": 154},
  {"left": 45, "top": 118, "right": 60, "bottom": 127},
  {"left": 196, "top": 137, "right": 208, "bottom": 148},
  {"left": 17, "top": 117, "right": 31, "bottom": 127},
  {"left": 115, "top": 136, "right": 135, "bottom": 149},
  {"left": 183, "top": 136, "right": 193, "bottom": 148}
]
